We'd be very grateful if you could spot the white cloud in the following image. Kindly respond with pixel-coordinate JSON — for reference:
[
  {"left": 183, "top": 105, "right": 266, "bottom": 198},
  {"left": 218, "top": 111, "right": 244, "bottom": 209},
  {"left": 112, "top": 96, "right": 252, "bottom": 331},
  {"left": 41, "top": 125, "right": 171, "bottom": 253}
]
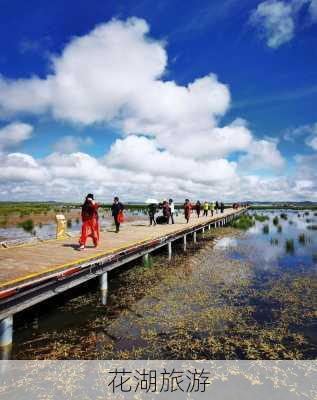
[
  {"left": 250, "top": 0, "right": 317, "bottom": 48},
  {"left": 0, "top": 122, "right": 33, "bottom": 151},
  {"left": 0, "top": 18, "right": 251, "bottom": 161},
  {"left": 53, "top": 135, "right": 94, "bottom": 153},
  {"left": 284, "top": 122, "right": 317, "bottom": 150},
  {"left": 250, "top": 0, "right": 294, "bottom": 48},
  {"left": 239, "top": 138, "right": 285, "bottom": 171}
]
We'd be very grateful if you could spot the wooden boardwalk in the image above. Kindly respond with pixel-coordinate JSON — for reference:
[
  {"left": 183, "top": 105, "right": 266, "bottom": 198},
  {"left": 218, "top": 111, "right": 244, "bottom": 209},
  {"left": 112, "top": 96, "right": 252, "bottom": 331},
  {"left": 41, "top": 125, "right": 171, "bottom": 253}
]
[{"left": 0, "top": 208, "right": 240, "bottom": 290}]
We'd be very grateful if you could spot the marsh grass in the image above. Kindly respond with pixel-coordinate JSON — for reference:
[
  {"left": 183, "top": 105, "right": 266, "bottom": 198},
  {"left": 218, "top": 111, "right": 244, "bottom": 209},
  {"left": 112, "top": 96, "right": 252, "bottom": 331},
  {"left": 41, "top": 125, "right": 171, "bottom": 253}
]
[
  {"left": 17, "top": 219, "right": 34, "bottom": 232},
  {"left": 262, "top": 224, "right": 269, "bottom": 234},
  {"left": 277, "top": 225, "right": 282, "bottom": 233},
  {"left": 254, "top": 214, "right": 269, "bottom": 222},
  {"left": 285, "top": 239, "right": 295, "bottom": 254},
  {"left": 273, "top": 216, "right": 279, "bottom": 226},
  {"left": 231, "top": 215, "right": 255, "bottom": 230},
  {"left": 307, "top": 225, "right": 317, "bottom": 230},
  {"left": 280, "top": 213, "right": 288, "bottom": 220},
  {"left": 270, "top": 238, "right": 279, "bottom": 246}
]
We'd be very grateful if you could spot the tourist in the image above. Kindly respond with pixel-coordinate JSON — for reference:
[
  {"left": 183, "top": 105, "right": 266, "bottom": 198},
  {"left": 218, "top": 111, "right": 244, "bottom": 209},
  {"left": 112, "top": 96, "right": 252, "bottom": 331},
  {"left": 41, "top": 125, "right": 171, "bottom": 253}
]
[
  {"left": 148, "top": 203, "right": 157, "bottom": 226},
  {"left": 195, "top": 200, "right": 201, "bottom": 218},
  {"left": 169, "top": 198, "right": 175, "bottom": 224},
  {"left": 203, "top": 201, "right": 209, "bottom": 217},
  {"left": 210, "top": 201, "right": 215, "bottom": 217},
  {"left": 79, "top": 193, "right": 99, "bottom": 250},
  {"left": 220, "top": 202, "right": 225, "bottom": 213},
  {"left": 162, "top": 199, "right": 171, "bottom": 223},
  {"left": 184, "top": 199, "right": 192, "bottom": 223},
  {"left": 215, "top": 201, "right": 219, "bottom": 214},
  {"left": 111, "top": 196, "right": 124, "bottom": 233}
]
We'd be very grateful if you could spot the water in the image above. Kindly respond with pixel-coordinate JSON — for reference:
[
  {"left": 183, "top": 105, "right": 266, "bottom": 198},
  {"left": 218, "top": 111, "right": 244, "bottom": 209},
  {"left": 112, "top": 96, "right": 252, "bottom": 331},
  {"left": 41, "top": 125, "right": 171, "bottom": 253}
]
[
  {"left": 0, "top": 209, "right": 147, "bottom": 242},
  {"left": 10, "top": 209, "right": 317, "bottom": 359}
]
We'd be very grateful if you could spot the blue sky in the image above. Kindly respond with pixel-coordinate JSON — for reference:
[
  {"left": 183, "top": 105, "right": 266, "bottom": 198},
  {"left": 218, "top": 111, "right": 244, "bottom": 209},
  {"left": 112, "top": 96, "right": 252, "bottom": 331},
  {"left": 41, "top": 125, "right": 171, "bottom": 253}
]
[{"left": 0, "top": 0, "right": 316, "bottom": 201}]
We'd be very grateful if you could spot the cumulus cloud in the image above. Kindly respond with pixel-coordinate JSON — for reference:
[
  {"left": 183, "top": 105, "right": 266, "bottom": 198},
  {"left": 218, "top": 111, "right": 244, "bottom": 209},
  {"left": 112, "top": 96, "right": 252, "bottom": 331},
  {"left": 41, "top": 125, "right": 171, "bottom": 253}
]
[
  {"left": 284, "top": 122, "right": 317, "bottom": 150},
  {"left": 250, "top": 0, "right": 317, "bottom": 48},
  {"left": 53, "top": 135, "right": 94, "bottom": 153},
  {"left": 0, "top": 17, "right": 251, "bottom": 161},
  {"left": 238, "top": 138, "right": 285, "bottom": 171},
  {"left": 0, "top": 122, "right": 33, "bottom": 151}
]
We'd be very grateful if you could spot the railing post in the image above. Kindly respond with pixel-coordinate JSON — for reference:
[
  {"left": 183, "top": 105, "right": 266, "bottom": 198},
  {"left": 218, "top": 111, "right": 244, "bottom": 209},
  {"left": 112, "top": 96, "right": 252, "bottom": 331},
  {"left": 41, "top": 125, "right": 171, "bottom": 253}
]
[
  {"left": 183, "top": 235, "right": 187, "bottom": 251},
  {"left": 193, "top": 231, "right": 197, "bottom": 243},
  {"left": 0, "top": 315, "right": 13, "bottom": 360},
  {"left": 100, "top": 272, "right": 108, "bottom": 305},
  {"left": 167, "top": 241, "right": 172, "bottom": 261}
]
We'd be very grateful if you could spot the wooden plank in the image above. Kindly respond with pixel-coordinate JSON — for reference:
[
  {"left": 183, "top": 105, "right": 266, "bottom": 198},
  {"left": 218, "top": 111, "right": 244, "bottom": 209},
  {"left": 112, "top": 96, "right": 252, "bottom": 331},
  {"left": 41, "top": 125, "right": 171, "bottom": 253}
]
[{"left": 0, "top": 208, "right": 243, "bottom": 289}]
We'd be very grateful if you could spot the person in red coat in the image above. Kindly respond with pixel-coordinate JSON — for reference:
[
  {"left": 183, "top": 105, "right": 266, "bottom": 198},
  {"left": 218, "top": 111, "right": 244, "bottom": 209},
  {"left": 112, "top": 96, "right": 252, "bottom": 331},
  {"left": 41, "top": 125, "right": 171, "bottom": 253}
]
[
  {"left": 79, "top": 193, "right": 100, "bottom": 250},
  {"left": 184, "top": 199, "right": 192, "bottom": 223}
]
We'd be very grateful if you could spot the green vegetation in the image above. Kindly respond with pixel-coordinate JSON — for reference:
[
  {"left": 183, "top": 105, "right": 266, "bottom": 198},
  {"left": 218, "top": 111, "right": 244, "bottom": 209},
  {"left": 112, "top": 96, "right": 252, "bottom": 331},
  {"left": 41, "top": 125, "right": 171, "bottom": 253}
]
[
  {"left": 280, "top": 213, "right": 288, "bottom": 220},
  {"left": 253, "top": 214, "right": 269, "bottom": 222},
  {"left": 298, "top": 233, "right": 311, "bottom": 245},
  {"left": 307, "top": 225, "right": 317, "bottom": 230},
  {"left": 273, "top": 216, "right": 279, "bottom": 226},
  {"left": 285, "top": 239, "right": 295, "bottom": 254},
  {"left": 270, "top": 238, "right": 279, "bottom": 246},
  {"left": 262, "top": 224, "right": 269, "bottom": 234},
  {"left": 230, "top": 215, "right": 255, "bottom": 230},
  {"left": 17, "top": 219, "right": 34, "bottom": 232},
  {"left": 277, "top": 225, "right": 282, "bottom": 233}
]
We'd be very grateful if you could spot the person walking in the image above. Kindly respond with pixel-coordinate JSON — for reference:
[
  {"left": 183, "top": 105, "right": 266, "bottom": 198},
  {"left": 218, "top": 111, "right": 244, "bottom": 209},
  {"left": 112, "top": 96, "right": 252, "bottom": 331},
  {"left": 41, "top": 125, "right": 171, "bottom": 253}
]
[
  {"left": 184, "top": 199, "right": 192, "bottom": 223},
  {"left": 215, "top": 201, "right": 219, "bottom": 214},
  {"left": 220, "top": 202, "right": 225, "bottom": 213},
  {"left": 111, "top": 196, "right": 124, "bottom": 233},
  {"left": 162, "top": 199, "right": 171, "bottom": 223},
  {"left": 203, "top": 201, "right": 209, "bottom": 217},
  {"left": 195, "top": 200, "right": 201, "bottom": 218},
  {"left": 169, "top": 198, "right": 175, "bottom": 224},
  {"left": 79, "top": 193, "right": 99, "bottom": 250},
  {"left": 148, "top": 203, "right": 157, "bottom": 226},
  {"left": 210, "top": 201, "right": 215, "bottom": 217}
]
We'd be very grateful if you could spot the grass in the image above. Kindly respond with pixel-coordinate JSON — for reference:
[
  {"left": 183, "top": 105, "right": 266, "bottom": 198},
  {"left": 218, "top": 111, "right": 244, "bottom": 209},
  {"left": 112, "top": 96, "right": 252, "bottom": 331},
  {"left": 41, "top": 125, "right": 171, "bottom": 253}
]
[
  {"left": 17, "top": 219, "right": 34, "bottom": 232},
  {"left": 230, "top": 215, "right": 255, "bottom": 230},
  {"left": 307, "top": 225, "right": 317, "bottom": 230},
  {"left": 277, "top": 225, "right": 282, "bottom": 233},
  {"left": 298, "top": 233, "right": 311, "bottom": 245},
  {"left": 273, "top": 216, "right": 279, "bottom": 226},
  {"left": 285, "top": 239, "right": 295, "bottom": 254},
  {"left": 270, "top": 238, "right": 279, "bottom": 246},
  {"left": 254, "top": 214, "right": 269, "bottom": 222},
  {"left": 262, "top": 224, "right": 269, "bottom": 234}
]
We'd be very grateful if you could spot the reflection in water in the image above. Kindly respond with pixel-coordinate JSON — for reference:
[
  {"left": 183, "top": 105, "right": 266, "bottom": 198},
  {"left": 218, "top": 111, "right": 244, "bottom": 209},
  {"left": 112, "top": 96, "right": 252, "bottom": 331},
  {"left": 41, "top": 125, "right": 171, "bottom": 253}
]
[{"left": 10, "top": 210, "right": 317, "bottom": 360}]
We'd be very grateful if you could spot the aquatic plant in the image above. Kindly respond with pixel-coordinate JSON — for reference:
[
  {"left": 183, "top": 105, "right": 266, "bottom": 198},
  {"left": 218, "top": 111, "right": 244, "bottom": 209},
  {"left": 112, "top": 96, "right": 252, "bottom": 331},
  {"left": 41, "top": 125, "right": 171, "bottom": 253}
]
[
  {"left": 277, "top": 225, "right": 282, "bottom": 233},
  {"left": 289, "top": 220, "right": 294, "bottom": 225},
  {"left": 273, "top": 216, "right": 279, "bottom": 226},
  {"left": 262, "top": 224, "right": 269, "bottom": 234},
  {"left": 307, "top": 225, "right": 317, "bottom": 230},
  {"left": 298, "top": 214, "right": 301, "bottom": 218},
  {"left": 280, "top": 213, "right": 288, "bottom": 220},
  {"left": 305, "top": 212, "right": 310, "bottom": 216},
  {"left": 270, "top": 238, "right": 279, "bottom": 246},
  {"left": 298, "top": 233, "right": 311, "bottom": 245},
  {"left": 285, "top": 239, "right": 295, "bottom": 254},
  {"left": 231, "top": 215, "right": 254, "bottom": 230},
  {"left": 17, "top": 219, "right": 34, "bottom": 232},
  {"left": 254, "top": 214, "right": 269, "bottom": 222}
]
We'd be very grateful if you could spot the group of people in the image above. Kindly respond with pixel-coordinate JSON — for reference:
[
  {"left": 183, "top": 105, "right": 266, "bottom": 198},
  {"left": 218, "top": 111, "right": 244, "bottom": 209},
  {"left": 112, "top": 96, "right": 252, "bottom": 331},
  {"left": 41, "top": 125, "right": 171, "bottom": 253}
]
[
  {"left": 79, "top": 194, "right": 124, "bottom": 250},
  {"left": 79, "top": 194, "right": 230, "bottom": 250},
  {"left": 147, "top": 199, "right": 226, "bottom": 225},
  {"left": 194, "top": 200, "right": 225, "bottom": 218}
]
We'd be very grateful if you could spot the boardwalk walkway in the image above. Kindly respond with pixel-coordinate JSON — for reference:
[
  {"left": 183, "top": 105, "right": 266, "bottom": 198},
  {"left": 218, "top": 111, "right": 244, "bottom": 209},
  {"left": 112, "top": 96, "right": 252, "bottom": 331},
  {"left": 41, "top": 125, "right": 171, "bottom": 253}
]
[{"left": 0, "top": 208, "right": 241, "bottom": 290}]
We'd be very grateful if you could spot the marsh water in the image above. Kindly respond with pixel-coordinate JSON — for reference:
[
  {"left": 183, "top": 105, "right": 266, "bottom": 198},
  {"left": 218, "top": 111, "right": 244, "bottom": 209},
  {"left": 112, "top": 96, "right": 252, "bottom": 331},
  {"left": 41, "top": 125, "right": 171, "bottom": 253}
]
[{"left": 11, "top": 209, "right": 317, "bottom": 359}]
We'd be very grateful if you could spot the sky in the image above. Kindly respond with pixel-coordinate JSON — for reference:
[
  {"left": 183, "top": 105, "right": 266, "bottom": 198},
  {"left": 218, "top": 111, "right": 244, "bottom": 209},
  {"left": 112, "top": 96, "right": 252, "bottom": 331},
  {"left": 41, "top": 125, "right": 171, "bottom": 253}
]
[{"left": 0, "top": 0, "right": 316, "bottom": 202}]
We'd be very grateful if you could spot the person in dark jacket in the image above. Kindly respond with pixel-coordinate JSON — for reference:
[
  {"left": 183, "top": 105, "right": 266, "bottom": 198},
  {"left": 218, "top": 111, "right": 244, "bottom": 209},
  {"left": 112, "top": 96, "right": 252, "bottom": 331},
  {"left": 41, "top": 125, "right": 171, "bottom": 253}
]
[
  {"left": 111, "top": 196, "right": 124, "bottom": 232},
  {"left": 148, "top": 203, "right": 157, "bottom": 226},
  {"left": 195, "top": 201, "right": 201, "bottom": 218},
  {"left": 220, "top": 202, "right": 225, "bottom": 213},
  {"left": 215, "top": 201, "right": 219, "bottom": 214},
  {"left": 162, "top": 200, "right": 171, "bottom": 223}
]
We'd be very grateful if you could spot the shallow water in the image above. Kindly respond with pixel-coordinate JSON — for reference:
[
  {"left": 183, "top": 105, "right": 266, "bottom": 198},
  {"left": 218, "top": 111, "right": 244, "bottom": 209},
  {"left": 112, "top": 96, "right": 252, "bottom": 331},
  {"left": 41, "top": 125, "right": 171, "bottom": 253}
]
[{"left": 11, "top": 209, "right": 317, "bottom": 360}]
